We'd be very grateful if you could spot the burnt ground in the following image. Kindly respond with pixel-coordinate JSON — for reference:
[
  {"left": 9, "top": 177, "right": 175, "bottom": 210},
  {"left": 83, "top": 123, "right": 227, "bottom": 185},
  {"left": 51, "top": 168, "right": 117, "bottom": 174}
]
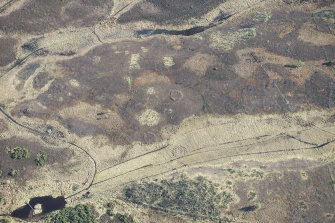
[
  {"left": 0, "top": 0, "right": 334, "bottom": 222},
  {"left": 0, "top": 119, "right": 8, "bottom": 133},
  {"left": 9, "top": 8, "right": 335, "bottom": 144},
  {"left": 0, "top": 137, "right": 72, "bottom": 184},
  {"left": 171, "top": 159, "right": 335, "bottom": 223},
  {"left": 117, "top": 0, "right": 223, "bottom": 25},
  {"left": 0, "top": 0, "right": 113, "bottom": 34},
  {"left": 232, "top": 160, "right": 335, "bottom": 223},
  {"left": 0, "top": 37, "right": 17, "bottom": 67}
]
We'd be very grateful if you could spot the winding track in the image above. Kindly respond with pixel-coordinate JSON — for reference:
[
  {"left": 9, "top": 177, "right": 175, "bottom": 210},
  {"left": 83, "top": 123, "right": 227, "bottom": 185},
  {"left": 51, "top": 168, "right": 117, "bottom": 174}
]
[
  {"left": 0, "top": 106, "right": 98, "bottom": 199},
  {"left": 2, "top": 102, "right": 334, "bottom": 201}
]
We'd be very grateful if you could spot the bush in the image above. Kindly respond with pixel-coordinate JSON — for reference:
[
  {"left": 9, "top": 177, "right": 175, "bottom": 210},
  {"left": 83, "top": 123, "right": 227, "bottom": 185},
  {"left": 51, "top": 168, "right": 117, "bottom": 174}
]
[
  {"left": 106, "top": 202, "right": 114, "bottom": 209},
  {"left": 114, "top": 213, "right": 134, "bottom": 223},
  {"left": 248, "top": 191, "right": 257, "bottom": 201},
  {"left": 8, "top": 169, "right": 20, "bottom": 177},
  {"left": 35, "top": 151, "right": 48, "bottom": 166},
  {"left": 106, "top": 209, "right": 113, "bottom": 217},
  {"left": 105, "top": 202, "right": 114, "bottom": 216},
  {"left": 0, "top": 219, "right": 10, "bottom": 223},
  {"left": 8, "top": 147, "right": 30, "bottom": 160},
  {"left": 49, "top": 204, "right": 97, "bottom": 223}
]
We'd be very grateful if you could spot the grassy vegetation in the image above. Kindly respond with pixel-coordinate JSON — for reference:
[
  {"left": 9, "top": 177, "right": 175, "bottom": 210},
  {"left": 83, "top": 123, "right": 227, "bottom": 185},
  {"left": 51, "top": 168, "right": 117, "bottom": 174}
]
[
  {"left": 35, "top": 151, "right": 48, "bottom": 166},
  {"left": 8, "top": 147, "right": 30, "bottom": 160},
  {"left": 48, "top": 204, "right": 97, "bottom": 223},
  {"left": 226, "top": 168, "right": 264, "bottom": 179},
  {"left": 0, "top": 219, "right": 10, "bottom": 223},
  {"left": 123, "top": 175, "right": 233, "bottom": 220}
]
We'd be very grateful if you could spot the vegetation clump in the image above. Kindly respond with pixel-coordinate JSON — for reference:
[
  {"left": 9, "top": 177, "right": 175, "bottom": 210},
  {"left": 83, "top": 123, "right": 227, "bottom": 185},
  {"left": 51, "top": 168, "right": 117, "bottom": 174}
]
[
  {"left": 105, "top": 202, "right": 114, "bottom": 217},
  {"left": 123, "top": 175, "right": 233, "bottom": 220},
  {"left": 248, "top": 191, "right": 257, "bottom": 201},
  {"left": 104, "top": 202, "right": 134, "bottom": 223},
  {"left": 226, "top": 168, "right": 264, "bottom": 179},
  {"left": 253, "top": 11, "right": 272, "bottom": 22},
  {"left": 315, "top": 9, "right": 335, "bottom": 30},
  {"left": 113, "top": 213, "right": 134, "bottom": 223},
  {"left": 35, "top": 151, "right": 48, "bottom": 166},
  {"left": 106, "top": 209, "right": 113, "bottom": 217},
  {"left": 209, "top": 28, "right": 256, "bottom": 51},
  {"left": 297, "top": 201, "right": 308, "bottom": 211},
  {"left": 8, "top": 147, "right": 30, "bottom": 160},
  {"left": 49, "top": 204, "right": 97, "bottom": 223},
  {"left": 8, "top": 169, "right": 20, "bottom": 177},
  {"left": 0, "top": 219, "right": 10, "bottom": 223}
]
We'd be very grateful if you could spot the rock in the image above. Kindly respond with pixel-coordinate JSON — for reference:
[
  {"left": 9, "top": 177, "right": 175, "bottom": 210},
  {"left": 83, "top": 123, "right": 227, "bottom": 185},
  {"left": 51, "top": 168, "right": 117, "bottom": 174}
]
[{"left": 34, "top": 204, "right": 42, "bottom": 215}]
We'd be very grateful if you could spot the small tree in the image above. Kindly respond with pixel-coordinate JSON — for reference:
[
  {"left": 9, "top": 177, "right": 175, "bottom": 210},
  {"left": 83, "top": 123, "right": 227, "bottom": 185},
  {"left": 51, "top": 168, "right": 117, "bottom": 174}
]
[
  {"left": 8, "top": 147, "right": 30, "bottom": 160},
  {"left": 8, "top": 169, "right": 20, "bottom": 177},
  {"left": 35, "top": 151, "right": 48, "bottom": 166}
]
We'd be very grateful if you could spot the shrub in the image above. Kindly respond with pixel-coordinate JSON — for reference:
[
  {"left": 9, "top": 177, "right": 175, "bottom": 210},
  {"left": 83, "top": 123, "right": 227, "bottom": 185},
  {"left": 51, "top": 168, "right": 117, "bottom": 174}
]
[
  {"left": 8, "top": 147, "right": 30, "bottom": 160},
  {"left": 105, "top": 202, "right": 114, "bottom": 216},
  {"left": 298, "top": 201, "right": 308, "bottom": 211},
  {"left": 8, "top": 169, "right": 20, "bottom": 177},
  {"left": 114, "top": 213, "right": 134, "bottom": 223},
  {"left": 106, "top": 209, "right": 113, "bottom": 217},
  {"left": 106, "top": 202, "right": 114, "bottom": 209},
  {"left": 248, "top": 191, "right": 257, "bottom": 201},
  {"left": 35, "top": 151, "right": 48, "bottom": 166},
  {"left": 49, "top": 204, "right": 97, "bottom": 223},
  {"left": 0, "top": 219, "right": 10, "bottom": 223}
]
